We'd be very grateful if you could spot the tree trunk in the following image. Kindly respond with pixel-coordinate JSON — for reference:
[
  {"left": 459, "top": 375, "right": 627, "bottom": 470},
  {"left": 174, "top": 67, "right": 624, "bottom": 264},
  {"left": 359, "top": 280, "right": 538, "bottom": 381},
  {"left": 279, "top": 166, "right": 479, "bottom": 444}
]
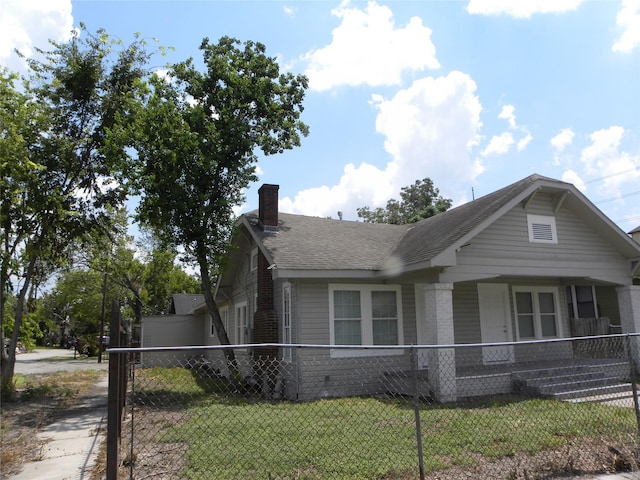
[
  {"left": 1, "top": 258, "right": 36, "bottom": 394},
  {"left": 198, "top": 256, "right": 240, "bottom": 381}
]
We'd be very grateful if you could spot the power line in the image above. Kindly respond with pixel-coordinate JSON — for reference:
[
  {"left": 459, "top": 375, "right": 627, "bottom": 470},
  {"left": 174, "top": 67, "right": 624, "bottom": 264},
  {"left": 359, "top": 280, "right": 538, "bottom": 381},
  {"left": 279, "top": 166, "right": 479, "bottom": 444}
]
[
  {"left": 583, "top": 166, "right": 640, "bottom": 185},
  {"left": 595, "top": 190, "right": 640, "bottom": 205}
]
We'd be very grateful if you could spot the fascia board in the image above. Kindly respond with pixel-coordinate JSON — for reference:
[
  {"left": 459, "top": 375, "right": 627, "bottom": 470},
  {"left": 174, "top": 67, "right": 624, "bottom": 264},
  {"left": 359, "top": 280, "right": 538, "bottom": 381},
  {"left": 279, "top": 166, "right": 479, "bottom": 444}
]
[
  {"left": 237, "top": 216, "right": 276, "bottom": 264},
  {"left": 271, "top": 269, "right": 383, "bottom": 280}
]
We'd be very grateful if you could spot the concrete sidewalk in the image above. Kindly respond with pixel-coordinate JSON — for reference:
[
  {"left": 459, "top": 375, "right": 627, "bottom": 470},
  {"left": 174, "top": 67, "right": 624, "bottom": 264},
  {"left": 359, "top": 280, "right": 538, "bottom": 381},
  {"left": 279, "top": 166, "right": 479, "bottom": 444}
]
[
  {"left": 7, "top": 375, "right": 108, "bottom": 480},
  {"left": 584, "top": 475, "right": 639, "bottom": 479}
]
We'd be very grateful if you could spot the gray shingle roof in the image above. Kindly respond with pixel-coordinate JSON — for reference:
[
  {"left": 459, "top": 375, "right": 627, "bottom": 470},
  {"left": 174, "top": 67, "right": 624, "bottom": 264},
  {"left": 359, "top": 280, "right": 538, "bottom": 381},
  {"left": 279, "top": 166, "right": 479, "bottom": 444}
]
[
  {"left": 246, "top": 212, "right": 409, "bottom": 271},
  {"left": 170, "top": 293, "right": 205, "bottom": 314},
  {"left": 243, "top": 174, "right": 572, "bottom": 273}
]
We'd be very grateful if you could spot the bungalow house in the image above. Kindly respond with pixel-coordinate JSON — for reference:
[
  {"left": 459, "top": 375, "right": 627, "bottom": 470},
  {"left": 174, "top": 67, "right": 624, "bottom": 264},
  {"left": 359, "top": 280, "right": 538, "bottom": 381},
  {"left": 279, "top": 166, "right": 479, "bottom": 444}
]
[{"left": 202, "top": 174, "right": 640, "bottom": 401}]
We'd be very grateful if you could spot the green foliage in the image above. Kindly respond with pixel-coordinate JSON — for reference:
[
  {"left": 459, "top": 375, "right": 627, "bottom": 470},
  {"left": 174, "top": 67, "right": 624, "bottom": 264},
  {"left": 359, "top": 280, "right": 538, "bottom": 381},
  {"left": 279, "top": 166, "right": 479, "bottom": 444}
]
[
  {"left": 1, "top": 26, "right": 155, "bottom": 390},
  {"left": 357, "top": 178, "right": 452, "bottom": 224},
  {"left": 133, "top": 35, "right": 308, "bottom": 266},
  {"left": 1, "top": 295, "right": 44, "bottom": 350},
  {"left": 131, "top": 36, "right": 309, "bottom": 354}
]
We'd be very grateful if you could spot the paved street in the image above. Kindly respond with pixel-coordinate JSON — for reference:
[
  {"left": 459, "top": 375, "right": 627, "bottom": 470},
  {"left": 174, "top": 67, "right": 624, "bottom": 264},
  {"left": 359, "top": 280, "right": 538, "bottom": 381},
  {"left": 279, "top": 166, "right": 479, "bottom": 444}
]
[{"left": 13, "top": 348, "right": 108, "bottom": 375}]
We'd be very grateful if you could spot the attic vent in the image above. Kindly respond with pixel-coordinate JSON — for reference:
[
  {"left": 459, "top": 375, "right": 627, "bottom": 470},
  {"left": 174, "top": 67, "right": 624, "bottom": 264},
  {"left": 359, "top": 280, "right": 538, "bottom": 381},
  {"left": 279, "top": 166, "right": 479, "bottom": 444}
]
[{"left": 527, "top": 214, "right": 558, "bottom": 244}]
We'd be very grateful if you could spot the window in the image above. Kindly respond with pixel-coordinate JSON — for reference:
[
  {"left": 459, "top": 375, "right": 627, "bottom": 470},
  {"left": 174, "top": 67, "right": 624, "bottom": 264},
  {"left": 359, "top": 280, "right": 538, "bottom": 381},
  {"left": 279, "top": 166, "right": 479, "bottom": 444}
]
[
  {"left": 513, "top": 287, "right": 560, "bottom": 340},
  {"left": 527, "top": 214, "right": 558, "bottom": 244},
  {"left": 329, "top": 284, "right": 403, "bottom": 357},
  {"left": 212, "top": 306, "right": 229, "bottom": 338},
  {"left": 235, "top": 302, "right": 248, "bottom": 344},
  {"left": 566, "top": 285, "right": 598, "bottom": 318},
  {"left": 333, "top": 290, "right": 362, "bottom": 345},
  {"left": 282, "top": 283, "right": 292, "bottom": 362},
  {"left": 250, "top": 248, "right": 258, "bottom": 271},
  {"left": 372, "top": 291, "right": 399, "bottom": 345}
]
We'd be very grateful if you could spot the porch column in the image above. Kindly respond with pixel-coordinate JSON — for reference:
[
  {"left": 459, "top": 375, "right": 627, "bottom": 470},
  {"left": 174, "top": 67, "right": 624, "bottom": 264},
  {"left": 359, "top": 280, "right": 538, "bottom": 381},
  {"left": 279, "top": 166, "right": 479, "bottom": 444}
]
[
  {"left": 423, "top": 283, "right": 457, "bottom": 403},
  {"left": 616, "top": 285, "right": 640, "bottom": 363}
]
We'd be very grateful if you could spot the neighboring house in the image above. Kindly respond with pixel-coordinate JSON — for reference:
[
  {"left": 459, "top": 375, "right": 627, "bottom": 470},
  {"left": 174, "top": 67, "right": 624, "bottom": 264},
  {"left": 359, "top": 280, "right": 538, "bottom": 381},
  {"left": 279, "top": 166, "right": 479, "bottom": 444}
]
[
  {"left": 631, "top": 226, "right": 640, "bottom": 286},
  {"left": 169, "top": 293, "right": 206, "bottom": 315},
  {"left": 141, "top": 294, "right": 205, "bottom": 365}
]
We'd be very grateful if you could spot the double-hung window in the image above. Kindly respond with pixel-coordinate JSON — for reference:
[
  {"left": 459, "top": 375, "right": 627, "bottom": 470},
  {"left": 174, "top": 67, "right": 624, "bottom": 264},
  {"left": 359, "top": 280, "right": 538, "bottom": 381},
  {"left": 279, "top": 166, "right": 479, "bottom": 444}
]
[
  {"left": 212, "top": 306, "right": 229, "bottom": 340},
  {"left": 282, "top": 283, "right": 292, "bottom": 362},
  {"left": 513, "top": 287, "right": 560, "bottom": 340},
  {"left": 235, "top": 302, "right": 248, "bottom": 344},
  {"left": 329, "top": 284, "right": 403, "bottom": 357}
]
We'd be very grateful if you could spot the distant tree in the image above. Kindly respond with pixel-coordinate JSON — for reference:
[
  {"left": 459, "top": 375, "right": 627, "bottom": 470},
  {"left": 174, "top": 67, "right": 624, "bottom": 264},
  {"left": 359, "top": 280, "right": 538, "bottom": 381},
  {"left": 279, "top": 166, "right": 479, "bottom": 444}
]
[
  {"left": 357, "top": 178, "right": 452, "bottom": 224},
  {"left": 132, "top": 36, "right": 309, "bottom": 376},
  {"left": 142, "top": 248, "right": 201, "bottom": 315},
  {"left": 45, "top": 269, "right": 106, "bottom": 354}
]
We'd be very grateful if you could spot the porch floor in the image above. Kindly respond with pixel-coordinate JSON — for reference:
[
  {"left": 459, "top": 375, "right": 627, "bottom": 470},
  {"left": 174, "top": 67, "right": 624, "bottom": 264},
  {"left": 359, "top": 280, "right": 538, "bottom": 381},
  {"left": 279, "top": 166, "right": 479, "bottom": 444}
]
[{"left": 455, "top": 357, "right": 628, "bottom": 379}]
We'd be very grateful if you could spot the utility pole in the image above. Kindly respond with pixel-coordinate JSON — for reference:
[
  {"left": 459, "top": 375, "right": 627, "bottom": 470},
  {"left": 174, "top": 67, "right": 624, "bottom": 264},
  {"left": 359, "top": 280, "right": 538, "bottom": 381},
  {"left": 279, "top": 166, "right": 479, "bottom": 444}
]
[{"left": 98, "top": 268, "right": 108, "bottom": 363}]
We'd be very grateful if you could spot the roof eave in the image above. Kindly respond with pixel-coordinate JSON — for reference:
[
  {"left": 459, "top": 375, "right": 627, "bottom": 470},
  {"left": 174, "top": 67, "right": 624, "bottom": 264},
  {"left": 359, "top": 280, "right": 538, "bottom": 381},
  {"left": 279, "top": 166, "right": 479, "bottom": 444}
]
[{"left": 272, "top": 269, "right": 385, "bottom": 280}]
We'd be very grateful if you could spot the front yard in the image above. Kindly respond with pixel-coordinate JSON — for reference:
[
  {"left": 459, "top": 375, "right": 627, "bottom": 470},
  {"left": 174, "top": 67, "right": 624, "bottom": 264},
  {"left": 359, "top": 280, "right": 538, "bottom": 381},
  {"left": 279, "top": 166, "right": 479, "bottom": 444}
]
[{"left": 122, "top": 367, "right": 639, "bottom": 479}]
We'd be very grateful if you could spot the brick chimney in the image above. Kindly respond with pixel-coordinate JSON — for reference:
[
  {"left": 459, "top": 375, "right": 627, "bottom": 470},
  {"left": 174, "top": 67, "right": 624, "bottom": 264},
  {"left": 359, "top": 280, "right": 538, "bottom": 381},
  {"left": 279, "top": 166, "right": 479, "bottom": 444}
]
[
  {"left": 253, "top": 184, "right": 280, "bottom": 395},
  {"left": 258, "top": 184, "right": 279, "bottom": 231}
]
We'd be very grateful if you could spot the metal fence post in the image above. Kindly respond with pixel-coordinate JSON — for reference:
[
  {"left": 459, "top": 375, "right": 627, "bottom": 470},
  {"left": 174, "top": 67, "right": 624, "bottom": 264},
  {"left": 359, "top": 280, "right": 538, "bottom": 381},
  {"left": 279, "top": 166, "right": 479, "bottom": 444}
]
[
  {"left": 106, "top": 301, "right": 121, "bottom": 480},
  {"left": 411, "top": 346, "right": 426, "bottom": 480},
  {"left": 625, "top": 334, "right": 640, "bottom": 438}
]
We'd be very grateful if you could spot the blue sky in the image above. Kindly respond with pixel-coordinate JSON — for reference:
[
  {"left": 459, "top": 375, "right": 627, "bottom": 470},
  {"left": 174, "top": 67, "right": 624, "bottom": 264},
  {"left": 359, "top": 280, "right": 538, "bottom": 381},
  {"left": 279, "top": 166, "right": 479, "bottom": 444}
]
[{"left": 2, "top": 0, "right": 640, "bottom": 234}]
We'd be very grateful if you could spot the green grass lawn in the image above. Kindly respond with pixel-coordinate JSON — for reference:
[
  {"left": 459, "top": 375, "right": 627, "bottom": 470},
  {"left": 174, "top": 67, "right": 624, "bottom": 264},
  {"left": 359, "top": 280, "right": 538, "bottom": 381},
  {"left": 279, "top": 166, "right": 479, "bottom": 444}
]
[{"left": 131, "top": 368, "right": 637, "bottom": 479}]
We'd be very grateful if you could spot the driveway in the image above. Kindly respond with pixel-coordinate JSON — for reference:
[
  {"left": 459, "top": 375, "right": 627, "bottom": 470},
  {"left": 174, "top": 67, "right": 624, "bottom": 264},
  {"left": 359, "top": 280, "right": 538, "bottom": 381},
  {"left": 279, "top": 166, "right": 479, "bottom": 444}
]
[{"left": 14, "top": 348, "right": 109, "bottom": 375}]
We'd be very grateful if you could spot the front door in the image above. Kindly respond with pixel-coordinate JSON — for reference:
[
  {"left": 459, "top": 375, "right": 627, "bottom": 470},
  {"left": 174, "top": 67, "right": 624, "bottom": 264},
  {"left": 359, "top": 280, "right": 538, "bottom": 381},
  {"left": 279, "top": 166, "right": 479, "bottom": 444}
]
[{"left": 478, "top": 284, "right": 514, "bottom": 364}]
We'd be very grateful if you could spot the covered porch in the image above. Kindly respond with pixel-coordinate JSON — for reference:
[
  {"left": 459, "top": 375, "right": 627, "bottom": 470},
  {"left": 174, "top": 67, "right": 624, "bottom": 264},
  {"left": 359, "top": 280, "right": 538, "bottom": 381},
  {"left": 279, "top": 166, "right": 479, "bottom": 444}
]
[{"left": 385, "top": 334, "right": 632, "bottom": 402}]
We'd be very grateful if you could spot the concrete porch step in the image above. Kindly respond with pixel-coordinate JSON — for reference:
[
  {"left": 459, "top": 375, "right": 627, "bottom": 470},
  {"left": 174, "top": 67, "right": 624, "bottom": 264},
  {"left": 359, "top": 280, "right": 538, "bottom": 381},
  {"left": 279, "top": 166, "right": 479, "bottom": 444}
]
[
  {"left": 522, "top": 371, "right": 607, "bottom": 388},
  {"left": 512, "top": 363, "right": 630, "bottom": 402},
  {"left": 512, "top": 364, "right": 596, "bottom": 381},
  {"left": 552, "top": 382, "right": 632, "bottom": 401},
  {"left": 538, "top": 378, "right": 628, "bottom": 397}
]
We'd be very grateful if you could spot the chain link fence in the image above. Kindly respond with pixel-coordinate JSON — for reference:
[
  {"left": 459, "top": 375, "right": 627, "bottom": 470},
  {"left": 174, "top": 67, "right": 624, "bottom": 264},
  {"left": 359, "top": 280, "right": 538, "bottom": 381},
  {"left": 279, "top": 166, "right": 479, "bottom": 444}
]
[{"left": 109, "top": 334, "right": 640, "bottom": 479}]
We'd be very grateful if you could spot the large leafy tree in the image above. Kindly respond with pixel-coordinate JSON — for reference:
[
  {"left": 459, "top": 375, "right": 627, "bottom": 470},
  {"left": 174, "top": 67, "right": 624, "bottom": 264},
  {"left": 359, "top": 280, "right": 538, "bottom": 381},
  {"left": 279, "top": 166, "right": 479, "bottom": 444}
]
[
  {"left": 357, "top": 178, "right": 452, "bottom": 224},
  {"left": 1, "top": 27, "right": 153, "bottom": 393},
  {"left": 132, "top": 37, "right": 308, "bottom": 374}
]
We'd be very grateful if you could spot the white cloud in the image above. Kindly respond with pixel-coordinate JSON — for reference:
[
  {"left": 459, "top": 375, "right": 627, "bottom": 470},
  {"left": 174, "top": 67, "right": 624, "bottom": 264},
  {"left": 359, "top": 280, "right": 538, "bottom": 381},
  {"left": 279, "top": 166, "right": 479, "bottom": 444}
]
[
  {"left": 579, "top": 126, "right": 640, "bottom": 194},
  {"left": 551, "top": 128, "right": 575, "bottom": 152},
  {"left": 480, "top": 104, "right": 531, "bottom": 156},
  {"left": 498, "top": 104, "right": 516, "bottom": 128},
  {"left": 0, "top": 0, "right": 74, "bottom": 73},
  {"left": 281, "top": 71, "right": 484, "bottom": 218},
  {"left": 283, "top": 5, "right": 296, "bottom": 18},
  {"left": 279, "top": 162, "right": 394, "bottom": 218},
  {"left": 517, "top": 133, "right": 533, "bottom": 152},
  {"left": 613, "top": 0, "right": 640, "bottom": 53},
  {"left": 373, "top": 71, "right": 484, "bottom": 188},
  {"left": 550, "top": 128, "right": 575, "bottom": 166},
  {"left": 466, "top": 0, "right": 584, "bottom": 18},
  {"left": 561, "top": 169, "right": 586, "bottom": 192},
  {"left": 303, "top": 0, "right": 439, "bottom": 91},
  {"left": 481, "top": 132, "right": 514, "bottom": 156}
]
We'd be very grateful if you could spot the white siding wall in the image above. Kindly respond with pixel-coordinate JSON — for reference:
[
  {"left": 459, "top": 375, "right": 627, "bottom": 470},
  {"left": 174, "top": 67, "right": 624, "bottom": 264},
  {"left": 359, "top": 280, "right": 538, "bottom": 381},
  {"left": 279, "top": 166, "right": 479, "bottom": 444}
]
[
  {"left": 445, "top": 192, "right": 630, "bottom": 284},
  {"left": 141, "top": 314, "right": 205, "bottom": 366}
]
